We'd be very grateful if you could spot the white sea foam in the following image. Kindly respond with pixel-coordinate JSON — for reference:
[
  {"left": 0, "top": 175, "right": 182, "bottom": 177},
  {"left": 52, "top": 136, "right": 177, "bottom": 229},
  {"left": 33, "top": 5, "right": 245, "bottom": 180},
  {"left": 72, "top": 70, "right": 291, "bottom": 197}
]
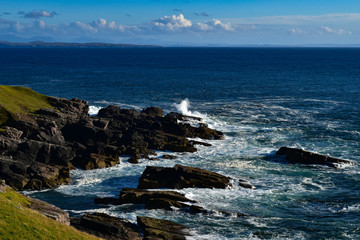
[
  {"left": 94, "top": 100, "right": 142, "bottom": 110},
  {"left": 88, "top": 105, "right": 102, "bottom": 116}
]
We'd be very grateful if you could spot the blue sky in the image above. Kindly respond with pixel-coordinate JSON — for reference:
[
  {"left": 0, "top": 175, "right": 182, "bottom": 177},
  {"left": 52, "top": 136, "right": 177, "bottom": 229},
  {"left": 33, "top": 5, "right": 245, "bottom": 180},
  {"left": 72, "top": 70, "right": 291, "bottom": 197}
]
[{"left": 1, "top": 0, "right": 360, "bottom": 46}]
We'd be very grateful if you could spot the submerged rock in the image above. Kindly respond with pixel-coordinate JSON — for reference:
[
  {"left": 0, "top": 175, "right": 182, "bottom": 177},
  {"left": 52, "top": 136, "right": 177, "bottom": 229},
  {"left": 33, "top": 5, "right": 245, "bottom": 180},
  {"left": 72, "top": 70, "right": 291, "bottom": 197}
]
[
  {"left": 137, "top": 216, "right": 191, "bottom": 240},
  {"left": 138, "top": 164, "right": 232, "bottom": 189},
  {"left": 71, "top": 212, "right": 142, "bottom": 240},
  {"left": 276, "top": 147, "right": 355, "bottom": 167}
]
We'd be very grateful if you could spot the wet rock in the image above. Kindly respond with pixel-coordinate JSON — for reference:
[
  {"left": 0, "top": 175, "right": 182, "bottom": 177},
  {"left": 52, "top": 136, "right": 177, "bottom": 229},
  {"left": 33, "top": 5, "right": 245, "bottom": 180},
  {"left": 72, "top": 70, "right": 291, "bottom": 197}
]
[
  {"left": 95, "top": 187, "right": 195, "bottom": 207},
  {"left": 137, "top": 216, "right": 191, "bottom": 240},
  {"left": 71, "top": 212, "right": 142, "bottom": 240},
  {"left": 238, "top": 179, "right": 255, "bottom": 189},
  {"left": 276, "top": 147, "right": 355, "bottom": 167},
  {"left": 120, "top": 187, "right": 195, "bottom": 203},
  {"left": 189, "top": 140, "right": 212, "bottom": 147},
  {"left": 138, "top": 164, "right": 231, "bottom": 189},
  {"left": 0, "top": 87, "right": 223, "bottom": 190},
  {"left": 162, "top": 154, "right": 177, "bottom": 160}
]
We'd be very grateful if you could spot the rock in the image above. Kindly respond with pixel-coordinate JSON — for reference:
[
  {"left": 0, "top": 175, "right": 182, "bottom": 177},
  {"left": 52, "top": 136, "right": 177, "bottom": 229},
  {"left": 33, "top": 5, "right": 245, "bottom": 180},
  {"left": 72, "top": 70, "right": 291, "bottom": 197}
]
[
  {"left": 162, "top": 154, "right": 177, "bottom": 160},
  {"left": 238, "top": 179, "right": 255, "bottom": 189},
  {"left": 28, "top": 197, "right": 70, "bottom": 225},
  {"left": 141, "top": 107, "right": 163, "bottom": 117},
  {"left": 189, "top": 140, "right": 212, "bottom": 147},
  {"left": 138, "top": 164, "right": 231, "bottom": 189},
  {"left": 71, "top": 212, "right": 142, "bottom": 240},
  {"left": 276, "top": 147, "right": 355, "bottom": 167},
  {"left": 165, "top": 112, "right": 202, "bottom": 121},
  {"left": 0, "top": 179, "right": 6, "bottom": 193},
  {"left": 0, "top": 86, "right": 224, "bottom": 190},
  {"left": 119, "top": 187, "right": 195, "bottom": 203},
  {"left": 137, "top": 216, "right": 191, "bottom": 240}
]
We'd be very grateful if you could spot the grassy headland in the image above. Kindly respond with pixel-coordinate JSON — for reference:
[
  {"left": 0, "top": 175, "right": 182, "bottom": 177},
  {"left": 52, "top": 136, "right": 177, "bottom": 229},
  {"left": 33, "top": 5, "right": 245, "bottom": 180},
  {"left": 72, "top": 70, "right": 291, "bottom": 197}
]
[
  {"left": 0, "top": 187, "right": 100, "bottom": 240},
  {"left": 0, "top": 85, "right": 53, "bottom": 127}
]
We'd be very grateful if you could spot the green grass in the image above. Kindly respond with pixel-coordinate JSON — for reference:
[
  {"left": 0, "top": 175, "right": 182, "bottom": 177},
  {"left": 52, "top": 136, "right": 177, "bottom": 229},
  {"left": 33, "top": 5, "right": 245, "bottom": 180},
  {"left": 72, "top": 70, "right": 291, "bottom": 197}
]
[
  {"left": 0, "top": 85, "right": 53, "bottom": 126},
  {"left": 0, "top": 187, "right": 101, "bottom": 240}
]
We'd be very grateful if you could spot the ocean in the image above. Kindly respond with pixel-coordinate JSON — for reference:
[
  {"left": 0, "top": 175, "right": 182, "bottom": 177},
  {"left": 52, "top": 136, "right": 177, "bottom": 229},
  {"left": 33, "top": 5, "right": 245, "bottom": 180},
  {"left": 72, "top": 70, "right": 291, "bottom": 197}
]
[{"left": 1, "top": 47, "right": 359, "bottom": 239}]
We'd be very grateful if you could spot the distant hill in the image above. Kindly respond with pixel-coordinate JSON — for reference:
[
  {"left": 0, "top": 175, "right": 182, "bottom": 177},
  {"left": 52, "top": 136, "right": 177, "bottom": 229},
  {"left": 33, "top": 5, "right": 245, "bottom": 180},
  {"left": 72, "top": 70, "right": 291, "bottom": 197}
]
[{"left": 0, "top": 41, "right": 161, "bottom": 48}]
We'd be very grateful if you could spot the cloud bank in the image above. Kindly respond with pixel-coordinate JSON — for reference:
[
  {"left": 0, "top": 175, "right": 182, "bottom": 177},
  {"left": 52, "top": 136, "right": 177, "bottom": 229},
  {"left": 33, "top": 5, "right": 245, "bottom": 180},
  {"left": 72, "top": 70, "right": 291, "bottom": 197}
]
[
  {"left": 20, "top": 10, "right": 58, "bottom": 19},
  {"left": 0, "top": 13, "right": 357, "bottom": 45}
]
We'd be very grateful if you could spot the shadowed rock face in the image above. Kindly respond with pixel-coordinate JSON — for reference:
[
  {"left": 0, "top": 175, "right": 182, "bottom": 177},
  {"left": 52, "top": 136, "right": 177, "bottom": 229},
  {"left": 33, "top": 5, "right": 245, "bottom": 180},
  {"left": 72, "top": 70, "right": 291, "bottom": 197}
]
[
  {"left": 0, "top": 87, "right": 223, "bottom": 190},
  {"left": 138, "top": 164, "right": 232, "bottom": 189},
  {"left": 276, "top": 147, "right": 354, "bottom": 167},
  {"left": 71, "top": 213, "right": 142, "bottom": 240},
  {"left": 95, "top": 187, "right": 200, "bottom": 211},
  {"left": 71, "top": 213, "right": 191, "bottom": 240},
  {"left": 137, "top": 216, "right": 191, "bottom": 240}
]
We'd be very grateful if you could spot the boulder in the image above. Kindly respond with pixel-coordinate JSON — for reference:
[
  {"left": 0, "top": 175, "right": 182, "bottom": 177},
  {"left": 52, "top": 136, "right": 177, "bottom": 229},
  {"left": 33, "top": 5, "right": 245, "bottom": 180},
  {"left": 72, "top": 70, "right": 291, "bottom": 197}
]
[
  {"left": 95, "top": 187, "right": 197, "bottom": 211},
  {"left": 119, "top": 187, "right": 196, "bottom": 204},
  {"left": 162, "top": 154, "right": 177, "bottom": 160},
  {"left": 137, "top": 216, "right": 191, "bottom": 240},
  {"left": 71, "top": 212, "right": 142, "bottom": 240},
  {"left": 276, "top": 147, "right": 355, "bottom": 167},
  {"left": 141, "top": 107, "right": 163, "bottom": 117},
  {"left": 138, "top": 164, "right": 231, "bottom": 189},
  {"left": 28, "top": 197, "right": 70, "bottom": 225}
]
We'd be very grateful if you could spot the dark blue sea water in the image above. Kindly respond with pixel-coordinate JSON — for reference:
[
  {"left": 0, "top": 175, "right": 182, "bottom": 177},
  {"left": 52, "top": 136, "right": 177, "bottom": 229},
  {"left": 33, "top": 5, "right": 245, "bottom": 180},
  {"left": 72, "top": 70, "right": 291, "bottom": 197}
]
[{"left": 1, "top": 48, "right": 359, "bottom": 239}]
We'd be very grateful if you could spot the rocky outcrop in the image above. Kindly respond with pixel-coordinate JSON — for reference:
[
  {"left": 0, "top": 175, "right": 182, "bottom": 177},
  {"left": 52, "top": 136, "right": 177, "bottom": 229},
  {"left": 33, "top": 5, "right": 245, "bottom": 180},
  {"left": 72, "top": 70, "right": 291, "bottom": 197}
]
[
  {"left": 71, "top": 212, "right": 142, "bottom": 240},
  {"left": 0, "top": 87, "right": 223, "bottom": 190},
  {"left": 28, "top": 197, "right": 70, "bottom": 225},
  {"left": 276, "top": 147, "right": 355, "bottom": 167},
  {"left": 95, "top": 187, "right": 199, "bottom": 211},
  {"left": 137, "top": 216, "right": 191, "bottom": 240},
  {"left": 138, "top": 164, "right": 232, "bottom": 189},
  {"left": 71, "top": 213, "right": 191, "bottom": 240}
]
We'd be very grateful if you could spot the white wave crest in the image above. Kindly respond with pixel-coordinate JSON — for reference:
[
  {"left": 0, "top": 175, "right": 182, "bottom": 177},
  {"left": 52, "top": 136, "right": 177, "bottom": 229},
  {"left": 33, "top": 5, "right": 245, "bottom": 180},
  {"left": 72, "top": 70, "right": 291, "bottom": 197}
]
[
  {"left": 89, "top": 105, "right": 103, "bottom": 116},
  {"left": 174, "top": 99, "right": 203, "bottom": 118}
]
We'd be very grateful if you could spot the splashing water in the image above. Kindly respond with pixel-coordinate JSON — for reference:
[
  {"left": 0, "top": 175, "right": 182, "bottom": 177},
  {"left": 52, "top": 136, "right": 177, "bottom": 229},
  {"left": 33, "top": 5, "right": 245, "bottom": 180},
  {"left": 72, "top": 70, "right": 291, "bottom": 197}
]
[
  {"left": 88, "top": 105, "right": 103, "bottom": 116},
  {"left": 174, "top": 98, "right": 203, "bottom": 118}
]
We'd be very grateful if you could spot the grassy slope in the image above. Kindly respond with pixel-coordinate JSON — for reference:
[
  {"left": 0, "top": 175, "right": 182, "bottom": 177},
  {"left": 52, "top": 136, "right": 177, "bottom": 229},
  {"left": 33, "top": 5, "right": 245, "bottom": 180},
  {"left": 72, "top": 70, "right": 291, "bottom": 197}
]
[
  {"left": 0, "top": 85, "right": 53, "bottom": 126},
  {"left": 0, "top": 187, "right": 101, "bottom": 240}
]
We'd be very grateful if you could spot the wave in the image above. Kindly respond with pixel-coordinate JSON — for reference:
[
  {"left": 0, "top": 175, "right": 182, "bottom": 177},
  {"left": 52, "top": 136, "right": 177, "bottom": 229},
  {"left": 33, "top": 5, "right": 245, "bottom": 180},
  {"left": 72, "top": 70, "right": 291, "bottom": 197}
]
[{"left": 89, "top": 105, "right": 103, "bottom": 116}]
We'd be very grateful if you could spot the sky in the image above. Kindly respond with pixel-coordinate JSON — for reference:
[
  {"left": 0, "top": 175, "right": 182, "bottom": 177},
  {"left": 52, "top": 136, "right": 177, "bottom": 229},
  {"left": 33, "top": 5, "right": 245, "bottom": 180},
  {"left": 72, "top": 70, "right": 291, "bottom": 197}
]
[{"left": 1, "top": 0, "right": 360, "bottom": 46}]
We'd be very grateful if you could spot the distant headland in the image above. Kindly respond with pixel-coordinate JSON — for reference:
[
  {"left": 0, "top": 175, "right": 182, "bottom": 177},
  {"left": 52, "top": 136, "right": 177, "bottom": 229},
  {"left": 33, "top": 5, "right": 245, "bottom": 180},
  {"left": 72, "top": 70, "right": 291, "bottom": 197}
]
[{"left": 0, "top": 41, "right": 161, "bottom": 48}]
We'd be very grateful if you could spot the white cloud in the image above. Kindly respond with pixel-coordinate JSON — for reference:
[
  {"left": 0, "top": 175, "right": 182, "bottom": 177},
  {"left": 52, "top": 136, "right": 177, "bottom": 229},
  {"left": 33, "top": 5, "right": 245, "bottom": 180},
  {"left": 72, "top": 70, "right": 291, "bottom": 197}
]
[
  {"left": 152, "top": 14, "right": 192, "bottom": 31},
  {"left": 321, "top": 26, "right": 352, "bottom": 35},
  {"left": 290, "top": 28, "right": 307, "bottom": 35},
  {"left": 23, "top": 10, "right": 57, "bottom": 19},
  {"left": 195, "top": 18, "right": 233, "bottom": 31}
]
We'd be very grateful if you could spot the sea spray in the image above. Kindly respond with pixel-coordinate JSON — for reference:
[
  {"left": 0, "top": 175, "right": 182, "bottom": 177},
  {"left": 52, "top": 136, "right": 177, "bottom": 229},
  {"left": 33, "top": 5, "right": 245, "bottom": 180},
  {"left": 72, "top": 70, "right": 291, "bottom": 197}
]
[{"left": 88, "top": 105, "right": 102, "bottom": 116}]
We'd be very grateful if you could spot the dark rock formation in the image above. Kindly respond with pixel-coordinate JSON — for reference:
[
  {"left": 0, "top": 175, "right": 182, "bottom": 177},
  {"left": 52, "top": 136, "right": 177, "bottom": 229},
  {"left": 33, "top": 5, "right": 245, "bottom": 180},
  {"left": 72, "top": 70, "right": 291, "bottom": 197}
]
[
  {"left": 138, "top": 164, "right": 232, "bottom": 189},
  {"left": 276, "top": 147, "right": 355, "bottom": 167},
  {"left": 71, "top": 212, "right": 142, "bottom": 240},
  {"left": 71, "top": 213, "right": 192, "bottom": 240},
  {"left": 162, "top": 154, "right": 177, "bottom": 160},
  {"left": 95, "top": 187, "right": 200, "bottom": 211},
  {"left": 137, "top": 216, "right": 191, "bottom": 240},
  {"left": 0, "top": 87, "right": 223, "bottom": 190}
]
